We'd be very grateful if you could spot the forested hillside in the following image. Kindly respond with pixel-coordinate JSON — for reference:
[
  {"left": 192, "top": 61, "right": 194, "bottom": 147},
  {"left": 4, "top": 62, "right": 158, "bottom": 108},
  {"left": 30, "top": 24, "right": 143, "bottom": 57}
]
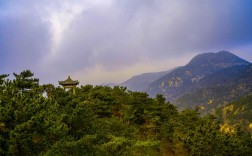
[
  {"left": 0, "top": 70, "right": 251, "bottom": 155},
  {"left": 215, "top": 93, "right": 252, "bottom": 134}
]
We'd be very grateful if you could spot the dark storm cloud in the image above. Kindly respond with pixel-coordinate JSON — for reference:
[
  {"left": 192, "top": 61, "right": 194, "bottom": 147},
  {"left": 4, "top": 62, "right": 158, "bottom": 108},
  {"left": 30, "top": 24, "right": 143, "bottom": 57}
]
[
  {"left": 127, "top": 0, "right": 252, "bottom": 57},
  {"left": 0, "top": 7, "right": 52, "bottom": 74},
  {"left": 1, "top": 0, "right": 252, "bottom": 84},
  {"left": 44, "top": 2, "right": 144, "bottom": 75},
  {"left": 55, "top": 0, "right": 252, "bottom": 67}
]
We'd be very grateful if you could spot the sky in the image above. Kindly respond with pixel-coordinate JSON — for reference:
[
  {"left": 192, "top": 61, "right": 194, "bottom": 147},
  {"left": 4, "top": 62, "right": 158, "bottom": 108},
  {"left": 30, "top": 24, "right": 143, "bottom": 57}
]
[{"left": 1, "top": 0, "right": 252, "bottom": 85}]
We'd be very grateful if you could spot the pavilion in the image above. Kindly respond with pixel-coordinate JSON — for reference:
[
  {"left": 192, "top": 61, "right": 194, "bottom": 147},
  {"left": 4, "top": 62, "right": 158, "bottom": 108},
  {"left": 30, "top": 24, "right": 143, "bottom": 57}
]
[{"left": 59, "top": 76, "right": 79, "bottom": 94}]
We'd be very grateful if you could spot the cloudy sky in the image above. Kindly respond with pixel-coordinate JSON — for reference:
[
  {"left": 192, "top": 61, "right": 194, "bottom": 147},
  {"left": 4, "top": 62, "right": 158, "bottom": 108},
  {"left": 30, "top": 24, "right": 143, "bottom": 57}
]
[{"left": 1, "top": 0, "right": 252, "bottom": 85}]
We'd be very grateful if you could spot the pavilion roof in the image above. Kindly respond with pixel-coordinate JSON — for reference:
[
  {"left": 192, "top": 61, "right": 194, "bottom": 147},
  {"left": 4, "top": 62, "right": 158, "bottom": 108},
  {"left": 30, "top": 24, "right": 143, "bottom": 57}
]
[{"left": 59, "top": 76, "right": 79, "bottom": 85}]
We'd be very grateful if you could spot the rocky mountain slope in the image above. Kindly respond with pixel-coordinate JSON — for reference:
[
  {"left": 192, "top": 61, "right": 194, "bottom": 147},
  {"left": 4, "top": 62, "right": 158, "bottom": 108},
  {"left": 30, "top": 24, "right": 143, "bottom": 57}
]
[
  {"left": 144, "top": 51, "right": 251, "bottom": 109},
  {"left": 176, "top": 64, "right": 252, "bottom": 111}
]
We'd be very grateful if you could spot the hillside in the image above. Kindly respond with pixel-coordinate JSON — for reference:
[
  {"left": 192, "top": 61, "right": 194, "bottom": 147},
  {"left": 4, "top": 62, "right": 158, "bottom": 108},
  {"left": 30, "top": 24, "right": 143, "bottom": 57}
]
[
  {"left": 215, "top": 93, "right": 252, "bottom": 134},
  {"left": 145, "top": 51, "right": 251, "bottom": 110},
  {"left": 176, "top": 64, "right": 252, "bottom": 110},
  {"left": 0, "top": 70, "right": 251, "bottom": 155},
  {"left": 120, "top": 67, "right": 179, "bottom": 91}
]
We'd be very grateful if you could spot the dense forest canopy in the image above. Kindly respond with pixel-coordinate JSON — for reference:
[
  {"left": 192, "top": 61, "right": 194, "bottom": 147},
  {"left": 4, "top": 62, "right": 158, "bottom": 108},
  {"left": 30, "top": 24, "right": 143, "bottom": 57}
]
[{"left": 0, "top": 70, "right": 251, "bottom": 155}]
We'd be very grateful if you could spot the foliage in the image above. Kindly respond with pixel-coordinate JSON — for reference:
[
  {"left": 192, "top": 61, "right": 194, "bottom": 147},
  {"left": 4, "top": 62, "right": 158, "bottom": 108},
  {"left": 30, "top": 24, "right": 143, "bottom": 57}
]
[
  {"left": 0, "top": 70, "right": 251, "bottom": 155},
  {"left": 216, "top": 93, "right": 252, "bottom": 134}
]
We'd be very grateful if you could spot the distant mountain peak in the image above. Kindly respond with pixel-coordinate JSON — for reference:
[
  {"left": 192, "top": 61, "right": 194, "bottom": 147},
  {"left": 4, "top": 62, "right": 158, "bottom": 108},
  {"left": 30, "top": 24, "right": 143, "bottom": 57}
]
[
  {"left": 217, "top": 50, "right": 231, "bottom": 54},
  {"left": 187, "top": 51, "right": 250, "bottom": 67}
]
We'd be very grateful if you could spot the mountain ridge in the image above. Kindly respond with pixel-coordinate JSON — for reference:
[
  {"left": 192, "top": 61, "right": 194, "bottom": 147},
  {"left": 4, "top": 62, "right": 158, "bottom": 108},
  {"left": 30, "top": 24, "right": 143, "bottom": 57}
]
[
  {"left": 143, "top": 51, "right": 251, "bottom": 110},
  {"left": 187, "top": 51, "right": 250, "bottom": 67},
  {"left": 119, "top": 67, "right": 179, "bottom": 91}
]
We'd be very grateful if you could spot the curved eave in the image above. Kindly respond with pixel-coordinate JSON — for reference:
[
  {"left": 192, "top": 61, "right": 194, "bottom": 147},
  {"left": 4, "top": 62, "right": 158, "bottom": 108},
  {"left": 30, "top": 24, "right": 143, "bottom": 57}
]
[{"left": 59, "top": 81, "right": 79, "bottom": 85}]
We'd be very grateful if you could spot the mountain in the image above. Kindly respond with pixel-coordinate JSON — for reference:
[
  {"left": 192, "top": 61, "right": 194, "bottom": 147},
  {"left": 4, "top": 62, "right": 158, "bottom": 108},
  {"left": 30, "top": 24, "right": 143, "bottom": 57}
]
[
  {"left": 145, "top": 51, "right": 251, "bottom": 110},
  {"left": 186, "top": 51, "right": 248, "bottom": 68},
  {"left": 120, "top": 67, "right": 179, "bottom": 91}
]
